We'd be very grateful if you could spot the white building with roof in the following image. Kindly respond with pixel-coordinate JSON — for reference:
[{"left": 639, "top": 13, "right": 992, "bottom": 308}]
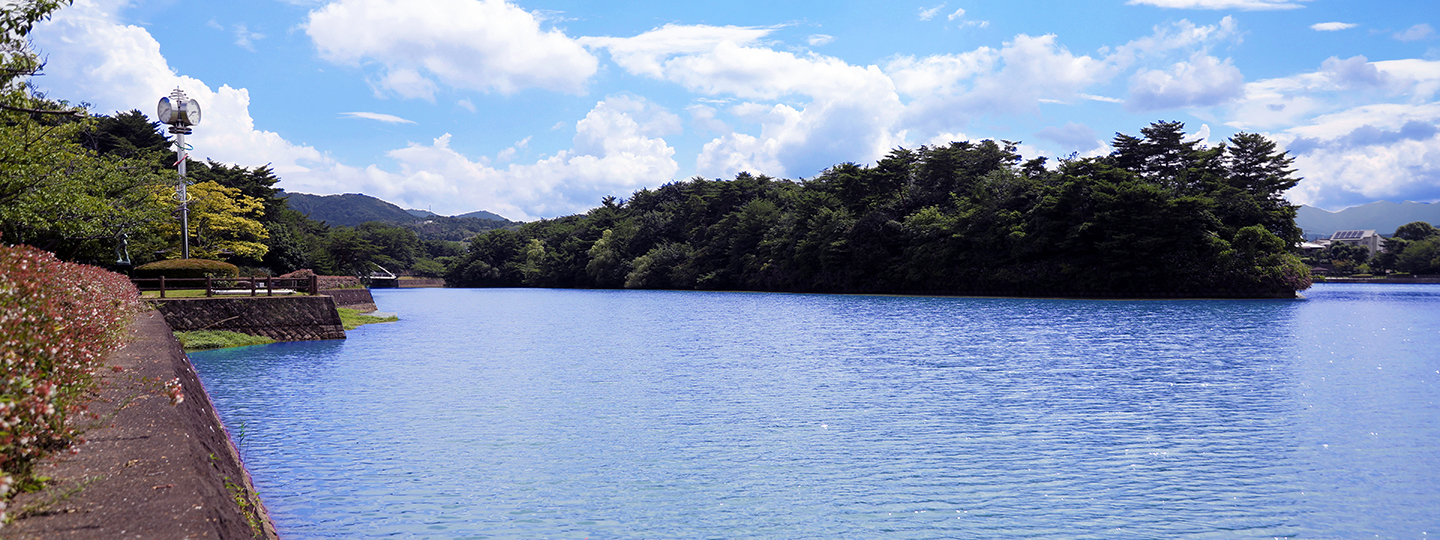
[{"left": 1329, "top": 230, "right": 1382, "bottom": 254}]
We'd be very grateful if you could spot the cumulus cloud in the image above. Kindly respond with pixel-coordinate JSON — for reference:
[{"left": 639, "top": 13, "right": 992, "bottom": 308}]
[
  {"left": 348, "top": 96, "right": 681, "bottom": 219},
  {"left": 586, "top": 24, "right": 907, "bottom": 178},
  {"left": 1226, "top": 57, "right": 1439, "bottom": 130},
  {"left": 305, "top": 0, "right": 598, "bottom": 98},
  {"left": 1310, "top": 22, "right": 1357, "bottom": 32},
  {"left": 341, "top": 112, "right": 416, "bottom": 124},
  {"left": 32, "top": 1, "right": 330, "bottom": 180},
  {"left": 888, "top": 34, "right": 1109, "bottom": 134},
  {"left": 579, "top": 24, "right": 773, "bottom": 79},
  {"left": 1394, "top": 24, "right": 1435, "bottom": 42},
  {"left": 1277, "top": 103, "right": 1440, "bottom": 209},
  {"left": 1126, "top": 0, "right": 1308, "bottom": 10},
  {"left": 1127, "top": 53, "right": 1245, "bottom": 111},
  {"left": 32, "top": 2, "right": 682, "bottom": 219}
]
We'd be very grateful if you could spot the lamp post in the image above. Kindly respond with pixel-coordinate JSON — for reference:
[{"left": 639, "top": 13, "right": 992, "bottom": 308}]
[{"left": 157, "top": 88, "right": 201, "bottom": 259}]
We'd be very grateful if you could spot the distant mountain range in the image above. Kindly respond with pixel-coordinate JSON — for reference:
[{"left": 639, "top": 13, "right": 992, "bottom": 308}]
[
  {"left": 1296, "top": 201, "right": 1440, "bottom": 238},
  {"left": 405, "top": 208, "right": 509, "bottom": 222},
  {"left": 277, "top": 191, "right": 517, "bottom": 241}
]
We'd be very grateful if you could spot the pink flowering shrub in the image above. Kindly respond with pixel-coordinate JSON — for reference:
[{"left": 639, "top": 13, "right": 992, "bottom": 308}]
[{"left": 0, "top": 244, "right": 142, "bottom": 497}]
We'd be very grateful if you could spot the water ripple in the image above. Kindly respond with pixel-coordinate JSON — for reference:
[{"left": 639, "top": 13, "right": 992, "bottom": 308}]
[{"left": 188, "top": 284, "right": 1440, "bottom": 539}]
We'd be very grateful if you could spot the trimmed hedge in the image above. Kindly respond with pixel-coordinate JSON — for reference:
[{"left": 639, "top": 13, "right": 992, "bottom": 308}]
[{"left": 135, "top": 259, "right": 239, "bottom": 279}]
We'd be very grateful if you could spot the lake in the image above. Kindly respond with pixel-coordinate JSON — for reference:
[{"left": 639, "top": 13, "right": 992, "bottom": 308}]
[{"left": 188, "top": 284, "right": 1440, "bottom": 539}]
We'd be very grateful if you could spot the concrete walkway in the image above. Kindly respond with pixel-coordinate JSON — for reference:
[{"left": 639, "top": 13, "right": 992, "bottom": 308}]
[{"left": 4, "top": 311, "right": 277, "bottom": 539}]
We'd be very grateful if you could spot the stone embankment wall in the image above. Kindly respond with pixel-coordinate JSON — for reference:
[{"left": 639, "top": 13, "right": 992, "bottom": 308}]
[
  {"left": 321, "top": 287, "right": 377, "bottom": 310},
  {"left": 152, "top": 295, "right": 346, "bottom": 341}
]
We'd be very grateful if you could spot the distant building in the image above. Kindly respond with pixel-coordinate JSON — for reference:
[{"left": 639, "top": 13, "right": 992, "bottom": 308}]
[{"left": 1329, "top": 230, "right": 1382, "bottom": 254}]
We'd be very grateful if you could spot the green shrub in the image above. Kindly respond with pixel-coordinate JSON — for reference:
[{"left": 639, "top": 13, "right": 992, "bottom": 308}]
[{"left": 134, "top": 259, "right": 239, "bottom": 279}]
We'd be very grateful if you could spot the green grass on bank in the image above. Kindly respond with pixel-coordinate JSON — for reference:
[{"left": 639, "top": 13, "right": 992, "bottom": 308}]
[
  {"left": 175, "top": 330, "right": 276, "bottom": 350},
  {"left": 337, "top": 307, "right": 398, "bottom": 330}
]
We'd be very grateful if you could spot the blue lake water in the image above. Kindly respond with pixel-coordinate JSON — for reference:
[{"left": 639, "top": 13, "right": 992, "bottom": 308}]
[{"left": 188, "top": 284, "right": 1440, "bottom": 539}]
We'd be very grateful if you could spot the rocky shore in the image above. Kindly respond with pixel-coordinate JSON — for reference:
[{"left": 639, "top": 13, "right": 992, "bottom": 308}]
[{"left": 4, "top": 311, "right": 277, "bottom": 539}]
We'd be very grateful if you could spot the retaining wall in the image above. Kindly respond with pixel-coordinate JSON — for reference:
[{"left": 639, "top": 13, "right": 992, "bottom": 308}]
[
  {"left": 321, "top": 287, "right": 377, "bottom": 310},
  {"left": 152, "top": 295, "right": 346, "bottom": 341}
]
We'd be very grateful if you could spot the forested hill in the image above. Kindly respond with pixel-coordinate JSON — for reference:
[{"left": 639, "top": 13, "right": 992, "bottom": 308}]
[
  {"left": 280, "top": 192, "right": 418, "bottom": 226},
  {"left": 279, "top": 191, "right": 517, "bottom": 241},
  {"left": 446, "top": 122, "right": 1312, "bottom": 298}
]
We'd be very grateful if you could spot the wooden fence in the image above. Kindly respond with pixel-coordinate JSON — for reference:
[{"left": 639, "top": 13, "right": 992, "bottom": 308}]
[{"left": 132, "top": 275, "right": 320, "bottom": 298}]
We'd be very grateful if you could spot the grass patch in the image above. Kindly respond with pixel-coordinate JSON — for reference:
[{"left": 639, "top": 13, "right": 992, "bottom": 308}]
[
  {"left": 174, "top": 330, "right": 276, "bottom": 350},
  {"left": 337, "top": 307, "right": 398, "bottom": 330}
]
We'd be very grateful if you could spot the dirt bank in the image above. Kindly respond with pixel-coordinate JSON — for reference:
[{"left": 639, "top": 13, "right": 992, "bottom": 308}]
[{"left": 4, "top": 310, "right": 277, "bottom": 539}]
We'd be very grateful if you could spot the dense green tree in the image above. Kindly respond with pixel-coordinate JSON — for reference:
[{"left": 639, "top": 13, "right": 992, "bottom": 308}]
[
  {"left": 1394, "top": 221, "right": 1439, "bottom": 242},
  {"left": 442, "top": 121, "right": 1310, "bottom": 297}
]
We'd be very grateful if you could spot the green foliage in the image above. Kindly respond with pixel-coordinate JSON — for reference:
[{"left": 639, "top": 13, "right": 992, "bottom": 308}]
[
  {"left": 1, "top": 3, "right": 173, "bottom": 264},
  {"left": 1393, "top": 221, "right": 1439, "bottom": 242},
  {"left": 446, "top": 122, "right": 1309, "bottom": 297},
  {"left": 134, "top": 258, "right": 239, "bottom": 279},
  {"left": 1396, "top": 237, "right": 1440, "bottom": 274},
  {"left": 173, "top": 330, "right": 275, "bottom": 350}
]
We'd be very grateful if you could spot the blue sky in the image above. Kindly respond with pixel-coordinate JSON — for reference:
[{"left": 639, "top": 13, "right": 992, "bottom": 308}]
[{"left": 29, "top": 0, "right": 1440, "bottom": 220}]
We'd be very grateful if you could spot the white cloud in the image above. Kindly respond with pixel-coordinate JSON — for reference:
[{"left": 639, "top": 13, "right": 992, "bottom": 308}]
[
  {"left": 580, "top": 24, "right": 774, "bottom": 79},
  {"left": 807, "top": 34, "right": 834, "bottom": 46},
  {"left": 1126, "top": 0, "right": 1308, "bottom": 10},
  {"left": 232, "top": 23, "right": 264, "bottom": 51},
  {"left": 1277, "top": 103, "right": 1440, "bottom": 209},
  {"left": 346, "top": 97, "right": 681, "bottom": 219},
  {"left": 495, "top": 136, "right": 530, "bottom": 163},
  {"left": 341, "top": 111, "right": 416, "bottom": 124},
  {"left": 1079, "top": 93, "right": 1125, "bottom": 103},
  {"left": 31, "top": 2, "right": 680, "bottom": 220},
  {"left": 947, "top": 8, "right": 966, "bottom": 21},
  {"left": 304, "top": 0, "right": 598, "bottom": 97},
  {"left": 918, "top": 4, "right": 945, "bottom": 21},
  {"left": 888, "top": 34, "right": 1109, "bottom": 133},
  {"left": 1226, "top": 57, "right": 1439, "bottom": 131},
  {"left": 1127, "top": 53, "right": 1245, "bottom": 111},
  {"left": 687, "top": 104, "right": 730, "bottom": 133},
  {"left": 32, "top": 0, "right": 330, "bottom": 180},
  {"left": 587, "top": 25, "right": 906, "bottom": 178},
  {"left": 1310, "top": 22, "right": 1357, "bottom": 32},
  {"left": 1395, "top": 24, "right": 1435, "bottom": 42}
]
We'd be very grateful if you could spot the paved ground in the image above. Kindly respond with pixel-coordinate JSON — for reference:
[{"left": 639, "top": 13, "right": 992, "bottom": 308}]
[{"left": 4, "top": 311, "right": 277, "bottom": 539}]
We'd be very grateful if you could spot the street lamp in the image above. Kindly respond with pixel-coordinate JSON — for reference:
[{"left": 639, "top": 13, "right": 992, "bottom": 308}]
[{"left": 157, "top": 88, "right": 201, "bottom": 258}]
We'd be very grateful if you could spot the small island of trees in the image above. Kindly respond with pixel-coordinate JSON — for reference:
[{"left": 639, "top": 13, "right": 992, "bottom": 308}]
[{"left": 447, "top": 122, "right": 1311, "bottom": 298}]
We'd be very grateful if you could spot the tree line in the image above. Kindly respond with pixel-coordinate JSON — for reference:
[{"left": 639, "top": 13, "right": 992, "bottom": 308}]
[
  {"left": 2, "top": 105, "right": 471, "bottom": 277},
  {"left": 447, "top": 122, "right": 1311, "bottom": 297}
]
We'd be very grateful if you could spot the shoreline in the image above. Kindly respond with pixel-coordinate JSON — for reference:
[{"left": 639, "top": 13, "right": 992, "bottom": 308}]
[{"left": 4, "top": 311, "right": 277, "bottom": 539}]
